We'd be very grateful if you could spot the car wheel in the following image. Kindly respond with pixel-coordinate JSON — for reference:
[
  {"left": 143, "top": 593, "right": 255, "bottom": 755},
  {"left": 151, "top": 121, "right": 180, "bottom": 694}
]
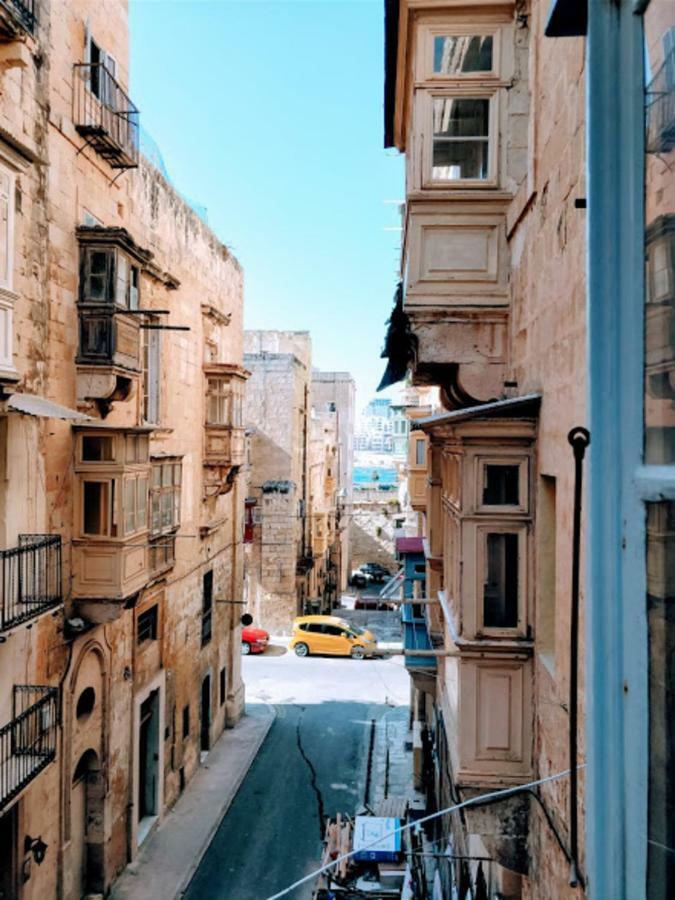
[
  {"left": 350, "top": 646, "right": 366, "bottom": 660},
  {"left": 294, "top": 642, "right": 310, "bottom": 658},
  {"left": 241, "top": 642, "right": 251, "bottom": 655}
]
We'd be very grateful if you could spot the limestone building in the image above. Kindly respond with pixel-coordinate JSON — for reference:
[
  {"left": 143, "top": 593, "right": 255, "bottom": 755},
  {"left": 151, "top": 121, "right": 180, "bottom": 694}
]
[
  {"left": 310, "top": 369, "right": 356, "bottom": 590},
  {"left": 381, "top": 0, "right": 590, "bottom": 896},
  {"left": 0, "top": 1, "right": 248, "bottom": 896},
  {"left": 243, "top": 332, "right": 349, "bottom": 631}
]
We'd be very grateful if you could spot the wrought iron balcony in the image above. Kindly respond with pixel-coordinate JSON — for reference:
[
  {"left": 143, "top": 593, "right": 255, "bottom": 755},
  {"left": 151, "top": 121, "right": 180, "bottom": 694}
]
[
  {"left": 1, "top": 535, "right": 62, "bottom": 634},
  {"left": 647, "top": 48, "right": 675, "bottom": 154},
  {"left": 73, "top": 63, "right": 139, "bottom": 169},
  {"left": 0, "top": 686, "right": 59, "bottom": 811},
  {"left": 0, "top": 0, "right": 36, "bottom": 37}
]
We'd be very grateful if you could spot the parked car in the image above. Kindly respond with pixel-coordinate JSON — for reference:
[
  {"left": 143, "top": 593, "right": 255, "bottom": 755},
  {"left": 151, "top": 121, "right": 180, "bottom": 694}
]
[
  {"left": 289, "top": 615, "right": 377, "bottom": 660},
  {"left": 359, "top": 563, "right": 392, "bottom": 584},
  {"left": 241, "top": 626, "right": 270, "bottom": 655},
  {"left": 349, "top": 568, "right": 373, "bottom": 588}
]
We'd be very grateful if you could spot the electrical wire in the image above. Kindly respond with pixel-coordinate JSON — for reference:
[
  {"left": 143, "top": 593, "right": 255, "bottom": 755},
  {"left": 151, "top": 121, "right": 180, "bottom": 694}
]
[{"left": 264, "top": 765, "right": 586, "bottom": 900}]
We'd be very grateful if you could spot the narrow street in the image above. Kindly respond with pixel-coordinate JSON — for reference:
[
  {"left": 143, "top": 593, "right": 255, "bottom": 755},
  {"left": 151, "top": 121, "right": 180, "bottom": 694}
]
[{"left": 184, "top": 610, "right": 409, "bottom": 900}]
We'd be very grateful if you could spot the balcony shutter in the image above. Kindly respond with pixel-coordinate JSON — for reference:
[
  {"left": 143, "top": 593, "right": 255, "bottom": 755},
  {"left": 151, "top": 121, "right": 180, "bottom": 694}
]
[{"left": 0, "top": 169, "right": 11, "bottom": 291}]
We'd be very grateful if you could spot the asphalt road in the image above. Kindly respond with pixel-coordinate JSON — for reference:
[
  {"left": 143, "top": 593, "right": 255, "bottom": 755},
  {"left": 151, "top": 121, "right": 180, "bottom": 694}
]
[{"left": 184, "top": 614, "right": 409, "bottom": 900}]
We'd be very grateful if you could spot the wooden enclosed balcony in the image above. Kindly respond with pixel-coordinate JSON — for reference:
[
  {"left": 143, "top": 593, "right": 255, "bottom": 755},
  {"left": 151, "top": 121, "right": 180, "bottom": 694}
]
[
  {"left": 73, "top": 63, "right": 139, "bottom": 169},
  {"left": 204, "top": 424, "right": 246, "bottom": 468},
  {"left": 71, "top": 426, "right": 153, "bottom": 618},
  {"left": 398, "top": 198, "right": 509, "bottom": 406}
]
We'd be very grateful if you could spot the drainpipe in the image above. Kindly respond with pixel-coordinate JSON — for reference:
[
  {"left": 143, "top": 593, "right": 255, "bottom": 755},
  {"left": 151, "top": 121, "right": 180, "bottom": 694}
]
[{"left": 567, "top": 426, "right": 590, "bottom": 887}]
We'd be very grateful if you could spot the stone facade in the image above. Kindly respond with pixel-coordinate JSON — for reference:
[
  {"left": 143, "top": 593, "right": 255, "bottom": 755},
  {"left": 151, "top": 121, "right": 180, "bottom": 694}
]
[
  {"left": 384, "top": 1, "right": 588, "bottom": 897},
  {"left": 310, "top": 370, "right": 356, "bottom": 590},
  {"left": 243, "top": 332, "right": 349, "bottom": 632},
  {"left": 0, "top": 2, "right": 247, "bottom": 896}
]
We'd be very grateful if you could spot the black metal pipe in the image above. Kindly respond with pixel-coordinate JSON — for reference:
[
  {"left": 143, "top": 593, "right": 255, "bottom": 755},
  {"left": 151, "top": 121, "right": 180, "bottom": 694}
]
[{"left": 567, "top": 426, "right": 590, "bottom": 887}]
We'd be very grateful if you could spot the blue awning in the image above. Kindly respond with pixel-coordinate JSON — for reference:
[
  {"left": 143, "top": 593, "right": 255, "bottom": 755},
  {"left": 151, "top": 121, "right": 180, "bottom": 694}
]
[{"left": 402, "top": 603, "right": 436, "bottom": 669}]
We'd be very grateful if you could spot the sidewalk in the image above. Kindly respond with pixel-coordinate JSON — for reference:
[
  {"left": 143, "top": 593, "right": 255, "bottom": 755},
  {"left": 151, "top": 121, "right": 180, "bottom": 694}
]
[{"left": 111, "top": 702, "right": 276, "bottom": 900}]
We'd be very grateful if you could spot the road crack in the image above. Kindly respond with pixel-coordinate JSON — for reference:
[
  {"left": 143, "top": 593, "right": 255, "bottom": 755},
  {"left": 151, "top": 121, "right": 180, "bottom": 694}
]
[{"left": 294, "top": 705, "right": 326, "bottom": 840}]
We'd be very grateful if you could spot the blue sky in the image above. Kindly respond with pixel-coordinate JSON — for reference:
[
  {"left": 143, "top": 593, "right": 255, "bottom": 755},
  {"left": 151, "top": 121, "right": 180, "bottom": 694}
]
[{"left": 129, "top": 0, "right": 404, "bottom": 412}]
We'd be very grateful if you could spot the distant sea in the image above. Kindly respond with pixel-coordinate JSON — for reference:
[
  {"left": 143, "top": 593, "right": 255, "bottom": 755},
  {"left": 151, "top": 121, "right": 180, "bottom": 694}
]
[{"left": 353, "top": 466, "right": 398, "bottom": 489}]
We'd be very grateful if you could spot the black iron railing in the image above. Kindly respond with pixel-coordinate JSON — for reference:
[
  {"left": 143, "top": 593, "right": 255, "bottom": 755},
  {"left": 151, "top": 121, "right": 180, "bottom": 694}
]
[
  {"left": 1, "top": 535, "right": 62, "bottom": 634},
  {"left": 0, "top": 686, "right": 59, "bottom": 811},
  {"left": 0, "top": 0, "right": 37, "bottom": 34},
  {"left": 73, "top": 63, "right": 140, "bottom": 169},
  {"left": 646, "top": 47, "right": 675, "bottom": 154}
]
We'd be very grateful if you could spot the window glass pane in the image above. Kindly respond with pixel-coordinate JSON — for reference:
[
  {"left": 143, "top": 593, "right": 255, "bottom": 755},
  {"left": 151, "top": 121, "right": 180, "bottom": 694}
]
[
  {"left": 83, "top": 481, "right": 108, "bottom": 535},
  {"left": 85, "top": 249, "right": 110, "bottom": 301},
  {"left": 130, "top": 266, "right": 140, "bottom": 310},
  {"left": 137, "top": 605, "right": 158, "bottom": 643},
  {"left": 116, "top": 253, "right": 129, "bottom": 306},
  {"left": 82, "top": 435, "right": 114, "bottom": 461},
  {"left": 647, "top": 500, "right": 675, "bottom": 894},
  {"left": 433, "top": 35, "right": 493, "bottom": 74},
  {"left": 483, "top": 532, "right": 519, "bottom": 628},
  {"left": 161, "top": 491, "right": 172, "bottom": 529},
  {"left": 644, "top": 5, "right": 675, "bottom": 464},
  {"left": 151, "top": 493, "right": 161, "bottom": 535},
  {"left": 173, "top": 463, "right": 182, "bottom": 485},
  {"left": 483, "top": 464, "right": 520, "bottom": 505},
  {"left": 137, "top": 476, "right": 148, "bottom": 530},
  {"left": 125, "top": 478, "right": 136, "bottom": 534},
  {"left": 416, "top": 439, "right": 426, "bottom": 466},
  {"left": 162, "top": 463, "right": 172, "bottom": 487},
  {"left": 153, "top": 464, "right": 162, "bottom": 488},
  {"left": 432, "top": 98, "right": 489, "bottom": 180}
]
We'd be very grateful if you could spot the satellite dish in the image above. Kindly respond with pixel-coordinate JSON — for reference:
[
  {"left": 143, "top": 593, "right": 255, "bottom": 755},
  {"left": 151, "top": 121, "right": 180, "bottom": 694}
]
[{"left": 240, "top": 613, "right": 253, "bottom": 627}]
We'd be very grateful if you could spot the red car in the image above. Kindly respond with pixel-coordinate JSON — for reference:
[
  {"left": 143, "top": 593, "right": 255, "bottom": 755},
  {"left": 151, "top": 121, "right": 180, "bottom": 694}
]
[{"left": 241, "top": 626, "right": 269, "bottom": 655}]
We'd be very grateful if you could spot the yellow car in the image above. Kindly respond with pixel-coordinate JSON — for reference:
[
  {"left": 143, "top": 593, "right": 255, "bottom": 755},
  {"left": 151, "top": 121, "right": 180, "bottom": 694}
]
[{"left": 289, "top": 615, "right": 377, "bottom": 660}]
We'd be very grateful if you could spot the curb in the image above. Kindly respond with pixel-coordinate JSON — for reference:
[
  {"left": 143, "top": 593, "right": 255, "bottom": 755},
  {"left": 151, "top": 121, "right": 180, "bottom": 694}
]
[{"left": 175, "top": 702, "right": 277, "bottom": 898}]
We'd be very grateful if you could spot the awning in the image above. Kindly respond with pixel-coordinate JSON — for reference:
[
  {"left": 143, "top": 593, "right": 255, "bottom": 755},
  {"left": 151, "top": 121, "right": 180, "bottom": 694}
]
[
  {"left": 416, "top": 393, "right": 541, "bottom": 431},
  {"left": 402, "top": 603, "right": 436, "bottom": 670},
  {"left": 7, "top": 393, "right": 91, "bottom": 421}
]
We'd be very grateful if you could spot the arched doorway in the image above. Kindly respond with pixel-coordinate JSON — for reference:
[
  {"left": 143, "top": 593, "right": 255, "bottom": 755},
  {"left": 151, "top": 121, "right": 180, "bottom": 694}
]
[{"left": 71, "top": 750, "right": 104, "bottom": 898}]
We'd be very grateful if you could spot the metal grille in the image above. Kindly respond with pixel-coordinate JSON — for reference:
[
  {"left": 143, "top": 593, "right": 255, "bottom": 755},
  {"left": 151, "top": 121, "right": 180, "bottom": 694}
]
[
  {"left": 73, "top": 63, "right": 140, "bottom": 169},
  {"left": 0, "top": 0, "right": 36, "bottom": 33},
  {"left": 0, "top": 686, "right": 59, "bottom": 811},
  {"left": 1, "top": 535, "right": 62, "bottom": 634}
]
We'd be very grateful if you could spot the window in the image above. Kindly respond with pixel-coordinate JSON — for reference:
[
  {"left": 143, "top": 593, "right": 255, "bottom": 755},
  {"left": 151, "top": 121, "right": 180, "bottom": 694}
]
[
  {"left": 76, "top": 687, "right": 96, "bottom": 720},
  {"left": 219, "top": 667, "right": 226, "bottom": 706},
  {"left": 483, "top": 532, "right": 519, "bottom": 629},
  {"left": 201, "top": 570, "right": 213, "bottom": 646},
  {"left": 150, "top": 460, "right": 181, "bottom": 536},
  {"left": 207, "top": 378, "right": 230, "bottom": 425},
  {"left": 415, "top": 439, "right": 426, "bottom": 466},
  {"left": 126, "top": 434, "right": 148, "bottom": 464},
  {"left": 82, "top": 481, "right": 112, "bottom": 536},
  {"left": 432, "top": 96, "right": 490, "bottom": 181},
  {"left": 483, "top": 464, "right": 520, "bottom": 506},
  {"left": 80, "top": 246, "right": 138, "bottom": 307},
  {"left": 182, "top": 704, "right": 190, "bottom": 739},
  {"left": 433, "top": 34, "right": 494, "bottom": 75},
  {"left": 137, "top": 605, "right": 158, "bottom": 644},
  {"left": 82, "top": 435, "right": 114, "bottom": 462},
  {"left": 143, "top": 323, "right": 160, "bottom": 424},
  {"left": 537, "top": 476, "right": 557, "bottom": 671},
  {"left": 0, "top": 163, "right": 14, "bottom": 291}
]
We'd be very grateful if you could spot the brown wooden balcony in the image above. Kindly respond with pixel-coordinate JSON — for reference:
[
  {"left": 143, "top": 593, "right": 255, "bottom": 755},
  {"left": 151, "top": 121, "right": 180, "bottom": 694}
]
[
  {"left": 0, "top": 686, "right": 58, "bottom": 812},
  {"left": 73, "top": 63, "right": 139, "bottom": 170},
  {"left": 1, "top": 535, "right": 62, "bottom": 635},
  {"left": 204, "top": 425, "right": 246, "bottom": 468}
]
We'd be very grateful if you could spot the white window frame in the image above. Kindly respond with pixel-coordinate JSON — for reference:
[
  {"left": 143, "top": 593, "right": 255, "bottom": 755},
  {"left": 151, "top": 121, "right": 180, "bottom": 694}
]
[
  {"left": 474, "top": 455, "right": 529, "bottom": 514},
  {"left": 422, "top": 89, "right": 499, "bottom": 189},
  {"left": 418, "top": 24, "right": 501, "bottom": 83},
  {"left": 473, "top": 521, "right": 529, "bottom": 639}
]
